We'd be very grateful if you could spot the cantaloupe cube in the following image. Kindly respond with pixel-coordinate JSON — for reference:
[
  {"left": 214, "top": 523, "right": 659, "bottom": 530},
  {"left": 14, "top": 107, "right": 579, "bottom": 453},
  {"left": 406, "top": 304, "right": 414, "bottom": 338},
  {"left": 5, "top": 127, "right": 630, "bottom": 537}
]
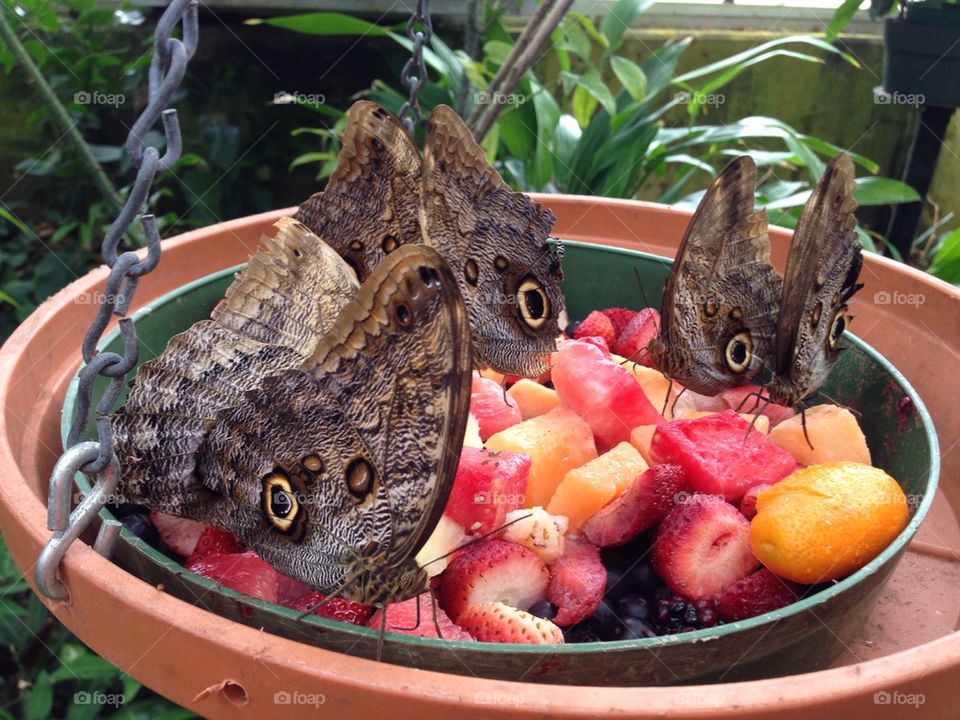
[
  {"left": 680, "top": 410, "right": 770, "bottom": 435},
  {"left": 507, "top": 379, "right": 560, "bottom": 420},
  {"left": 629, "top": 425, "right": 658, "bottom": 466},
  {"left": 487, "top": 405, "right": 598, "bottom": 508},
  {"left": 612, "top": 354, "right": 677, "bottom": 418},
  {"left": 768, "top": 405, "right": 870, "bottom": 466},
  {"left": 547, "top": 442, "right": 649, "bottom": 531}
]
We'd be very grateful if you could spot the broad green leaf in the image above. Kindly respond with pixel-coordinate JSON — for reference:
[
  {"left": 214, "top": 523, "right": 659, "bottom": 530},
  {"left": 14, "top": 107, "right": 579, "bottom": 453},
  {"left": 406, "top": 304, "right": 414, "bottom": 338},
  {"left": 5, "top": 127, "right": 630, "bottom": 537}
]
[
  {"left": 530, "top": 81, "right": 560, "bottom": 190},
  {"left": 853, "top": 177, "right": 920, "bottom": 205},
  {"left": 640, "top": 36, "right": 692, "bottom": 101},
  {"left": 23, "top": 672, "right": 53, "bottom": 720},
  {"left": 569, "top": 12, "right": 608, "bottom": 48},
  {"left": 244, "top": 12, "right": 388, "bottom": 36},
  {"left": 0, "top": 206, "right": 29, "bottom": 234},
  {"left": 601, "top": 0, "right": 655, "bottom": 52},
  {"left": 555, "top": 16, "right": 592, "bottom": 60},
  {"left": 827, "top": 0, "right": 863, "bottom": 42},
  {"left": 482, "top": 40, "right": 513, "bottom": 65},
  {"left": 572, "top": 84, "right": 598, "bottom": 128},
  {"left": 288, "top": 152, "right": 333, "bottom": 170},
  {"left": 610, "top": 55, "right": 647, "bottom": 100},
  {"left": 575, "top": 68, "right": 616, "bottom": 116},
  {"left": 928, "top": 228, "right": 960, "bottom": 284}
]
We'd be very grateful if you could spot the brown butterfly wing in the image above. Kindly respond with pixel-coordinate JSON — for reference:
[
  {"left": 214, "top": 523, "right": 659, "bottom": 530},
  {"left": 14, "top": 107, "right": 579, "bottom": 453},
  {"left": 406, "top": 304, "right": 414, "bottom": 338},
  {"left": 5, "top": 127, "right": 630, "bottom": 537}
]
[
  {"left": 421, "top": 105, "right": 564, "bottom": 378},
  {"left": 652, "top": 156, "right": 781, "bottom": 396},
  {"left": 196, "top": 246, "right": 472, "bottom": 599},
  {"left": 294, "top": 101, "right": 422, "bottom": 282},
  {"left": 112, "top": 219, "right": 358, "bottom": 517},
  {"left": 769, "top": 153, "right": 863, "bottom": 406}
]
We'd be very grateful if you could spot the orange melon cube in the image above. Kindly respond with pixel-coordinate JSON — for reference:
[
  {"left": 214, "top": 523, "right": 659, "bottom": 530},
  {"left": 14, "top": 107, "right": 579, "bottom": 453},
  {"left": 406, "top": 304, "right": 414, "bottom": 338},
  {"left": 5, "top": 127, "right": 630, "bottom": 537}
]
[
  {"left": 680, "top": 410, "right": 770, "bottom": 435},
  {"left": 487, "top": 405, "right": 598, "bottom": 508},
  {"left": 507, "top": 379, "right": 560, "bottom": 420},
  {"left": 768, "top": 405, "right": 870, "bottom": 466},
  {"left": 629, "top": 425, "right": 658, "bottom": 466},
  {"left": 611, "top": 354, "right": 677, "bottom": 418},
  {"left": 547, "top": 442, "right": 649, "bottom": 531}
]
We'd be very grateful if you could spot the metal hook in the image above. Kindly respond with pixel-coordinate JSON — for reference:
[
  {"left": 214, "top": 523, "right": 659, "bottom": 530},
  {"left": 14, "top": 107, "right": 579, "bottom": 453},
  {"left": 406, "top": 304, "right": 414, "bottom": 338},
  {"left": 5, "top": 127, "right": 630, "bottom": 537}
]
[{"left": 36, "top": 442, "right": 122, "bottom": 601}]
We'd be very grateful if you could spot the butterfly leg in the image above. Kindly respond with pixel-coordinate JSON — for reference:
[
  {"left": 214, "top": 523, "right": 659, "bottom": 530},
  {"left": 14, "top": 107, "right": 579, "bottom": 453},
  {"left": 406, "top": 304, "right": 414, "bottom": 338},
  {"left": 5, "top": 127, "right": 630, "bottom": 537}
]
[
  {"left": 741, "top": 397, "right": 771, "bottom": 445},
  {"left": 800, "top": 405, "right": 814, "bottom": 451},
  {"left": 428, "top": 587, "right": 444, "bottom": 639},
  {"left": 377, "top": 605, "right": 387, "bottom": 663}
]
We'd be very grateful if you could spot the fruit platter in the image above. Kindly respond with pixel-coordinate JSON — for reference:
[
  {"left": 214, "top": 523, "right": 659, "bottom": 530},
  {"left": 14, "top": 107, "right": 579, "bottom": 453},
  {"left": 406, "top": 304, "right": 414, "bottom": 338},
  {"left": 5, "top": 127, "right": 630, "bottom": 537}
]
[{"left": 60, "top": 236, "right": 937, "bottom": 687}]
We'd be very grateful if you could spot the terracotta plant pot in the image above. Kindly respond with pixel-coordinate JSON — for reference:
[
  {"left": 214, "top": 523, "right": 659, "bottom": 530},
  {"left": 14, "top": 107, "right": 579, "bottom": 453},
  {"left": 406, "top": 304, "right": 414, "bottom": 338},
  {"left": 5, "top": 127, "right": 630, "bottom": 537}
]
[{"left": 1, "top": 198, "right": 958, "bottom": 717}]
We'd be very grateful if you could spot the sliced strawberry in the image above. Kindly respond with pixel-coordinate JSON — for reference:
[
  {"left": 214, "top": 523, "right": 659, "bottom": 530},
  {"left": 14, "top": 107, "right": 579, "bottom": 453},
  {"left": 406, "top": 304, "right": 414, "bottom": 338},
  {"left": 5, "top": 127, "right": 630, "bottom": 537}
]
[
  {"left": 150, "top": 512, "right": 205, "bottom": 557},
  {"left": 437, "top": 539, "right": 549, "bottom": 621},
  {"left": 572, "top": 310, "right": 616, "bottom": 348},
  {"left": 443, "top": 447, "right": 530, "bottom": 536},
  {"left": 551, "top": 340, "right": 662, "bottom": 451},
  {"left": 601, "top": 307, "right": 639, "bottom": 336},
  {"left": 188, "top": 550, "right": 279, "bottom": 603},
  {"left": 582, "top": 465, "right": 687, "bottom": 547},
  {"left": 470, "top": 373, "right": 522, "bottom": 441},
  {"left": 285, "top": 590, "right": 373, "bottom": 625},
  {"left": 456, "top": 601, "right": 564, "bottom": 644},
  {"left": 716, "top": 569, "right": 801, "bottom": 622},
  {"left": 368, "top": 593, "right": 474, "bottom": 640},
  {"left": 576, "top": 335, "right": 611, "bottom": 356},
  {"left": 650, "top": 410, "right": 796, "bottom": 501},
  {"left": 185, "top": 525, "right": 243, "bottom": 565},
  {"left": 720, "top": 385, "right": 796, "bottom": 427},
  {"left": 546, "top": 537, "right": 606, "bottom": 626},
  {"left": 612, "top": 308, "right": 660, "bottom": 365},
  {"left": 652, "top": 494, "right": 759, "bottom": 600},
  {"left": 276, "top": 574, "right": 312, "bottom": 605},
  {"left": 739, "top": 483, "right": 773, "bottom": 520}
]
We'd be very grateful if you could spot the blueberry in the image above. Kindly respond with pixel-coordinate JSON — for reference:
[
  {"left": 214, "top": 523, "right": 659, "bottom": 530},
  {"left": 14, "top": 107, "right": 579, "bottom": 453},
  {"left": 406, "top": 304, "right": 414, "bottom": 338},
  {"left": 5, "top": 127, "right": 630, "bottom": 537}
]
[
  {"left": 605, "top": 568, "right": 625, "bottom": 594},
  {"left": 121, "top": 513, "right": 162, "bottom": 548},
  {"left": 616, "top": 617, "right": 656, "bottom": 640},
  {"left": 528, "top": 600, "right": 558, "bottom": 620},
  {"left": 653, "top": 587, "right": 673, "bottom": 603},
  {"left": 591, "top": 600, "right": 618, "bottom": 630},
  {"left": 628, "top": 564, "right": 660, "bottom": 593},
  {"left": 564, "top": 621, "right": 604, "bottom": 643},
  {"left": 565, "top": 320, "right": 582, "bottom": 336},
  {"left": 617, "top": 594, "right": 649, "bottom": 622}
]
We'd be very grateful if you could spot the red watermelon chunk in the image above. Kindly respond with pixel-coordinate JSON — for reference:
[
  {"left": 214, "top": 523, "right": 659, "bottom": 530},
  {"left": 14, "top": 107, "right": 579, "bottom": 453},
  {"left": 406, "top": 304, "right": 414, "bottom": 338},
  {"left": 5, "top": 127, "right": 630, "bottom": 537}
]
[
  {"left": 443, "top": 447, "right": 530, "bottom": 535},
  {"left": 551, "top": 339, "right": 662, "bottom": 451},
  {"left": 188, "top": 550, "right": 279, "bottom": 603},
  {"left": 650, "top": 410, "right": 797, "bottom": 501},
  {"left": 368, "top": 593, "right": 474, "bottom": 640},
  {"left": 470, "top": 373, "right": 522, "bottom": 441}
]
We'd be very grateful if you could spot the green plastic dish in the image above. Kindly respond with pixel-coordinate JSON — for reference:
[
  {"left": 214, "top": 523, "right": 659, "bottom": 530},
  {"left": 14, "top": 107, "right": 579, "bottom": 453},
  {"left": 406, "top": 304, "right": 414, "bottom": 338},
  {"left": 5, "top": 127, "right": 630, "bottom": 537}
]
[{"left": 63, "top": 240, "right": 939, "bottom": 686}]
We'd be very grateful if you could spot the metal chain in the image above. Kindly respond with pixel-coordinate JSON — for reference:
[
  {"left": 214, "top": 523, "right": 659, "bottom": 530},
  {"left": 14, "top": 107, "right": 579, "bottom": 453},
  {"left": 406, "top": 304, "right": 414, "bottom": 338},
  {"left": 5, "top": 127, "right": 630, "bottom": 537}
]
[
  {"left": 398, "top": 0, "right": 432, "bottom": 134},
  {"left": 37, "top": 0, "right": 198, "bottom": 600}
]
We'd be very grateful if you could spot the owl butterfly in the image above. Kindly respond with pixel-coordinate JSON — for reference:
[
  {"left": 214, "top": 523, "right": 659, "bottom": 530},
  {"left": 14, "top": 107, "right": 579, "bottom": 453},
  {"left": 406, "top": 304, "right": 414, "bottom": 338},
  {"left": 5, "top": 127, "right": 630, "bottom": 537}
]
[
  {"left": 647, "top": 155, "right": 782, "bottom": 397},
  {"left": 294, "top": 101, "right": 565, "bottom": 378},
  {"left": 112, "top": 226, "right": 472, "bottom": 616}
]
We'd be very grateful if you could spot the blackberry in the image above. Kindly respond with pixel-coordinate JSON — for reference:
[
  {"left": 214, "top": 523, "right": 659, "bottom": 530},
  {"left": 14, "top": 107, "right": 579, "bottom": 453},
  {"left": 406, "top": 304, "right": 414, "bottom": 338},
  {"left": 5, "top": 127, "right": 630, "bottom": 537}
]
[
  {"left": 527, "top": 600, "right": 558, "bottom": 620},
  {"left": 651, "top": 595, "right": 720, "bottom": 635},
  {"left": 120, "top": 513, "right": 166, "bottom": 553},
  {"left": 614, "top": 617, "right": 656, "bottom": 641}
]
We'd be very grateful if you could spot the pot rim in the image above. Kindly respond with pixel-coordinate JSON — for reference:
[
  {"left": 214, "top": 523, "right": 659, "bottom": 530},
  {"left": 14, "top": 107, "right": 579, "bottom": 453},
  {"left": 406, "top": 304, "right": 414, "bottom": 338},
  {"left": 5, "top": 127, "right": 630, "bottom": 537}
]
[
  {"left": 1, "top": 203, "right": 957, "bottom": 715},
  {"left": 58, "top": 238, "right": 940, "bottom": 659}
]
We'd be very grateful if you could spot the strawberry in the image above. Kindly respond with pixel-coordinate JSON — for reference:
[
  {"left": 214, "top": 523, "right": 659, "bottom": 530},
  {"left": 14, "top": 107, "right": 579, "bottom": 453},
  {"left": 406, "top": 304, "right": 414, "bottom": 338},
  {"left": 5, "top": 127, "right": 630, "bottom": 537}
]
[
  {"left": 572, "top": 310, "right": 615, "bottom": 348},
  {"left": 739, "top": 483, "right": 773, "bottom": 520},
  {"left": 437, "top": 539, "right": 549, "bottom": 621},
  {"left": 368, "top": 593, "right": 474, "bottom": 640},
  {"left": 470, "top": 373, "right": 522, "bottom": 441},
  {"left": 612, "top": 308, "right": 660, "bottom": 365},
  {"left": 716, "top": 569, "right": 801, "bottom": 622},
  {"left": 546, "top": 536, "right": 606, "bottom": 626},
  {"left": 185, "top": 525, "right": 243, "bottom": 565},
  {"left": 188, "top": 550, "right": 279, "bottom": 603},
  {"left": 149, "top": 512, "right": 205, "bottom": 557},
  {"left": 601, "top": 307, "right": 639, "bottom": 336},
  {"left": 456, "top": 602, "right": 564, "bottom": 644},
  {"left": 582, "top": 465, "right": 687, "bottom": 547},
  {"left": 651, "top": 494, "right": 759, "bottom": 600},
  {"left": 576, "top": 335, "right": 611, "bottom": 356},
  {"left": 276, "top": 574, "right": 312, "bottom": 605},
  {"left": 285, "top": 590, "right": 373, "bottom": 625}
]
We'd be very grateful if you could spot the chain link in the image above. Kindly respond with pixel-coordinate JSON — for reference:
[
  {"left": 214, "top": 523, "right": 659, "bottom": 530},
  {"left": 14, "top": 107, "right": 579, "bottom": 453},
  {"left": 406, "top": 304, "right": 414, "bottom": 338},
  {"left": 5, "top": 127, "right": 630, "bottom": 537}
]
[
  {"left": 398, "top": 0, "right": 432, "bottom": 134},
  {"left": 37, "top": 0, "right": 198, "bottom": 599}
]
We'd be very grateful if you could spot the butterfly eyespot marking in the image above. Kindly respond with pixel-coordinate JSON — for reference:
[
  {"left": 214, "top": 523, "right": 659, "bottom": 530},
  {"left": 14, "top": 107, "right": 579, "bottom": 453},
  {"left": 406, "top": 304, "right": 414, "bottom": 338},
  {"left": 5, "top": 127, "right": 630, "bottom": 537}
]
[
  {"left": 517, "top": 276, "right": 549, "bottom": 329},
  {"left": 464, "top": 259, "right": 479, "bottom": 286},
  {"left": 828, "top": 310, "right": 848, "bottom": 349},
  {"left": 301, "top": 454, "right": 323, "bottom": 473},
  {"left": 349, "top": 240, "right": 363, "bottom": 253},
  {"left": 494, "top": 256, "right": 509, "bottom": 273},
  {"left": 372, "top": 106, "right": 390, "bottom": 120},
  {"left": 345, "top": 457, "right": 375, "bottom": 500},
  {"left": 261, "top": 472, "right": 304, "bottom": 538},
  {"left": 418, "top": 264, "right": 441, "bottom": 287},
  {"left": 370, "top": 137, "right": 383, "bottom": 150},
  {"left": 394, "top": 302, "right": 413, "bottom": 329},
  {"left": 729, "top": 307, "right": 743, "bottom": 321},
  {"left": 382, "top": 235, "right": 398, "bottom": 254},
  {"left": 292, "top": 248, "right": 302, "bottom": 258},
  {"left": 724, "top": 332, "right": 752, "bottom": 373},
  {"left": 703, "top": 297, "right": 719, "bottom": 317}
]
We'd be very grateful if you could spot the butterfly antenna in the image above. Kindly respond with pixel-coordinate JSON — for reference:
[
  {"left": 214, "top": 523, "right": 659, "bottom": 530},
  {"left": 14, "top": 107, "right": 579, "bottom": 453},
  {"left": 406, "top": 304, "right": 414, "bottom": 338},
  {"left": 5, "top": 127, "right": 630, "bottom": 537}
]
[
  {"left": 811, "top": 390, "right": 862, "bottom": 421},
  {"left": 800, "top": 405, "right": 814, "bottom": 450},
  {"left": 661, "top": 378, "right": 675, "bottom": 417},
  {"left": 741, "top": 397, "right": 770, "bottom": 445},
  {"left": 419, "top": 512, "right": 535, "bottom": 572},
  {"left": 734, "top": 389, "right": 766, "bottom": 415},
  {"left": 633, "top": 267, "right": 654, "bottom": 310},
  {"left": 377, "top": 606, "right": 387, "bottom": 663}
]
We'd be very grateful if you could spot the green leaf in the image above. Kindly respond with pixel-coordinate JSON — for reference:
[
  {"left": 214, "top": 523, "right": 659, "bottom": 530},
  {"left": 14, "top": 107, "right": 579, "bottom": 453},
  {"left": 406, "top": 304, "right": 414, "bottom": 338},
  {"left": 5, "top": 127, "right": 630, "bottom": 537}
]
[
  {"left": 575, "top": 68, "right": 616, "bottom": 116},
  {"left": 827, "top": 0, "right": 863, "bottom": 42},
  {"left": 555, "top": 16, "right": 592, "bottom": 59},
  {"left": 244, "top": 12, "right": 388, "bottom": 36},
  {"left": 600, "top": 0, "right": 654, "bottom": 52},
  {"left": 23, "top": 672, "right": 53, "bottom": 720},
  {"left": 51, "top": 645, "right": 120, "bottom": 682},
  {"left": 853, "top": 177, "right": 921, "bottom": 205},
  {"left": 571, "top": 84, "right": 599, "bottom": 128},
  {"left": 482, "top": 40, "right": 512, "bottom": 65},
  {"left": 610, "top": 56, "right": 647, "bottom": 100},
  {"left": 640, "top": 36, "right": 692, "bottom": 101},
  {"left": 530, "top": 81, "right": 560, "bottom": 190},
  {"left": 0, "top": 206, "right": 29, "bottom": 234},
  {"left": 568, "top": 12, "right": 608, "bottom": 48},
  {"left": 288, "top": 152, "right": 333, "bottom": 171},
  {"left": 928, "top": 228, "right": 960, "bottom": 284}
]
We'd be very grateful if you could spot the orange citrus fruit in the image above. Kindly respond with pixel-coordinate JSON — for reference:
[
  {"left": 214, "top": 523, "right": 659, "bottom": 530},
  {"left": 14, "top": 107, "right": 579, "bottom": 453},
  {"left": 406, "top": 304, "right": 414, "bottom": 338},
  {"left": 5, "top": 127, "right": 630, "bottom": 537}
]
[{"left": 750, "top": 462, "right": 909, "bottom": 584}]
